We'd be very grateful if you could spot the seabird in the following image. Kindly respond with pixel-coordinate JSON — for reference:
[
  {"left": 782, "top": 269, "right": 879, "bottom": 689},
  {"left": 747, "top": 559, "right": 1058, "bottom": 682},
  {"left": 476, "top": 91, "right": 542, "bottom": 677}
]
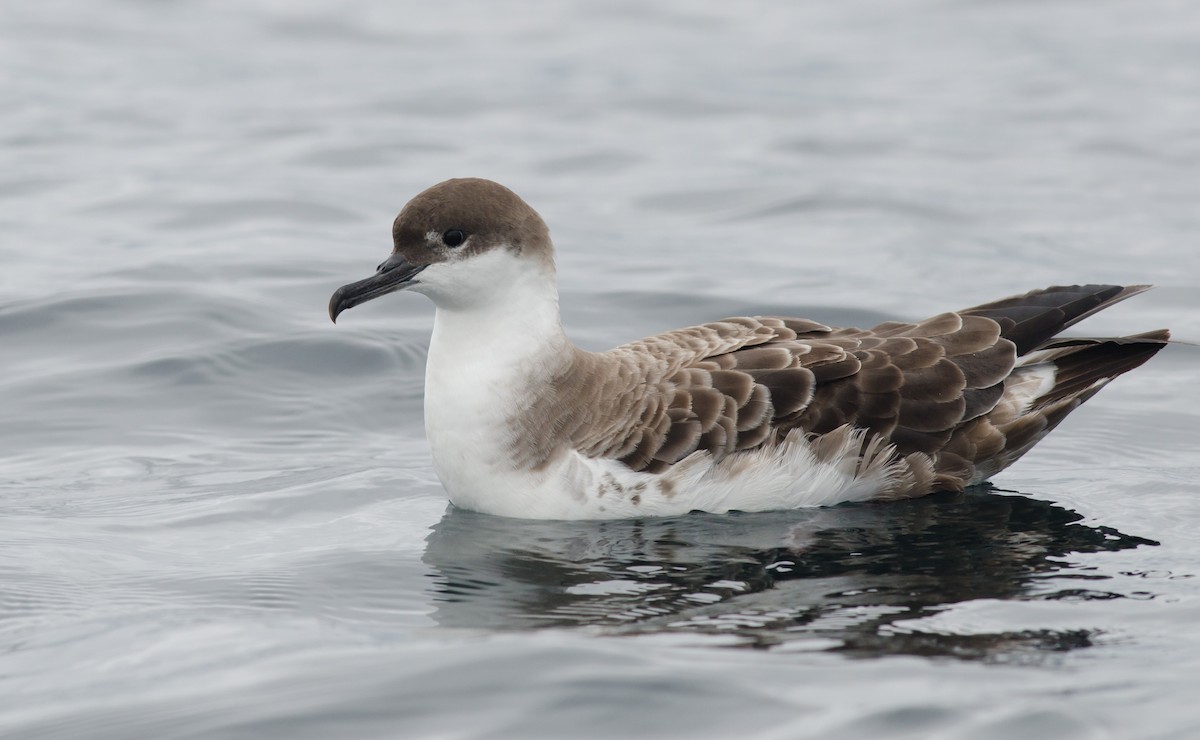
[{"left": 329, "top": 178, "right": 1169, "bottom": 520}]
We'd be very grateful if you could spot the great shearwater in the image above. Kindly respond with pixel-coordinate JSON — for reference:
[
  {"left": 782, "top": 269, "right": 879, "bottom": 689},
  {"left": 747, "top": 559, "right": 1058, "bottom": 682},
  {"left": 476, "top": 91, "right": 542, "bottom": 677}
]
[{"left": 329, "top": 178, "right": 1169, "bottom": 520}]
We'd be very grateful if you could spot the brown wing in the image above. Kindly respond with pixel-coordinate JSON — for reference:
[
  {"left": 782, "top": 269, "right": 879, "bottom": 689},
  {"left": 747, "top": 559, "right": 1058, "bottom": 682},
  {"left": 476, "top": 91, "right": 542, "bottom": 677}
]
[
  {"left": 544, "top": 285, "right": 1164, "bottom": 498},
  {"left": 789, "top": 312, "right": 1014, "bottom": 445},
  {"left": 517, "top": 316, "right": 829, "bottom": 471},
  {"left": 589, "top": 312, "right": 1015, "bottom": 481}
]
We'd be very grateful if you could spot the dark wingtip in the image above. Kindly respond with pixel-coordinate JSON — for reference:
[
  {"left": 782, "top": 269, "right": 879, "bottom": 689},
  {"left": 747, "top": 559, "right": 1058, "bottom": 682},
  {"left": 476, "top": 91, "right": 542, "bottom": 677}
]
[{"left": 960, "top": 284, "right": 1160, "bottom": 355}]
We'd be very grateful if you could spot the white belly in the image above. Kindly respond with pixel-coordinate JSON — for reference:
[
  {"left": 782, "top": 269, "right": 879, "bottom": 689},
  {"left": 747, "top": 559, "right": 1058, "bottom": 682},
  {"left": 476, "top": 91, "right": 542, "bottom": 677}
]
[{"left": 427, "top": 410, "right": 903, "bottom": 520}]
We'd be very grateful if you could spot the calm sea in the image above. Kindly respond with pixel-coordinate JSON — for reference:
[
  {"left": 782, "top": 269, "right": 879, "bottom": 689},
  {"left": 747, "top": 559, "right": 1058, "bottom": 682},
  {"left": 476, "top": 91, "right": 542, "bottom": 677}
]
[{"left": 3, "top": 1, "right": 1199, "bottom": 738}]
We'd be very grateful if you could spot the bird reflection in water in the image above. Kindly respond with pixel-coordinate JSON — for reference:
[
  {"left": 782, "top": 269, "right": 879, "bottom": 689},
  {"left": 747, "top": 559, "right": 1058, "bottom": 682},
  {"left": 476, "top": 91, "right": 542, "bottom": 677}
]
[{"left": 422, "top": 487, "right": 1157, "bottom": 660}]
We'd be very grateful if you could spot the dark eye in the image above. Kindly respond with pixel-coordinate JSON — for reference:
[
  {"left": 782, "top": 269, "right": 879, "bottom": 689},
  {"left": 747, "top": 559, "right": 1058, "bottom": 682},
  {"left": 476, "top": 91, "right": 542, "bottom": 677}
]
[{"left": 442, "top": 229, "right": 467, "bottom": 248}]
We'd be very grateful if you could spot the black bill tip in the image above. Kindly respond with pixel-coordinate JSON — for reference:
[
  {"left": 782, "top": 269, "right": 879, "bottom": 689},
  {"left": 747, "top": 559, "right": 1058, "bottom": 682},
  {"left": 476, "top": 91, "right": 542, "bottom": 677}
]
[{"left": 328, "top": 254, "right": 427, "bottom": 324}]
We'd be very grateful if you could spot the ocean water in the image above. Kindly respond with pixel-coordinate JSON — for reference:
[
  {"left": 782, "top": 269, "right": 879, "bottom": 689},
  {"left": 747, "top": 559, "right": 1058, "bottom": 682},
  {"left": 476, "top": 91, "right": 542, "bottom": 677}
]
[{"left": 3, "top": 1, "right": 1200, "bottom": 738}]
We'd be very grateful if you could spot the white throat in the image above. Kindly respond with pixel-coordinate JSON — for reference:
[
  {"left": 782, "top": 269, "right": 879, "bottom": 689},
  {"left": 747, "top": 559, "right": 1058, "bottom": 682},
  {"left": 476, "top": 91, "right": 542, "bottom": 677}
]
[{"left": 420, "top": 248, "right": 568, "bottom": 367}]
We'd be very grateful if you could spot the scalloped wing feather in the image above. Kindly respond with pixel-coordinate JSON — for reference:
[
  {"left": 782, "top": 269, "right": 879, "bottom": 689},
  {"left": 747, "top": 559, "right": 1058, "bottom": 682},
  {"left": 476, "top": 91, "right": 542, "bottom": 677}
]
[{"left": 513, "top": 286, "right": 1166, "bottom": 504}]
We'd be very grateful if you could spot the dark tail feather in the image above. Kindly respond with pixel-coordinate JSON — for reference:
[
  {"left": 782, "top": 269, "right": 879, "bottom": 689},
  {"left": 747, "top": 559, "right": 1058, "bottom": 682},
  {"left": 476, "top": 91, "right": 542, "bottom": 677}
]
[
  {"left": 1035, "top": 329, "right": 1171, "bottom": 408},
  {"left": 980, "top": 329, "right": 1169, "bottom": 478},
  {"left": 961, "top": 284, "right": 1152, "bottom": 355}
]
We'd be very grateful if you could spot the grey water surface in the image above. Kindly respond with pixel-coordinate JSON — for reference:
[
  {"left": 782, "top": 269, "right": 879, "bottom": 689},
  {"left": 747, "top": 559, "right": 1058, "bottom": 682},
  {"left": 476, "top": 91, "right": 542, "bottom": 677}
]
[{"left": 3, "top": 1, "right": 1200, "bottom": 738}]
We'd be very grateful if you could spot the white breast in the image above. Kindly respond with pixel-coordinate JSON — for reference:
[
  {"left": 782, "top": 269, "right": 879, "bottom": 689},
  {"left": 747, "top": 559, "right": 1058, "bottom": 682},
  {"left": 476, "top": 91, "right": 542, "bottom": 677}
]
[{"left": 419, "top": 249, "right": 574, "bottom": 516}]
